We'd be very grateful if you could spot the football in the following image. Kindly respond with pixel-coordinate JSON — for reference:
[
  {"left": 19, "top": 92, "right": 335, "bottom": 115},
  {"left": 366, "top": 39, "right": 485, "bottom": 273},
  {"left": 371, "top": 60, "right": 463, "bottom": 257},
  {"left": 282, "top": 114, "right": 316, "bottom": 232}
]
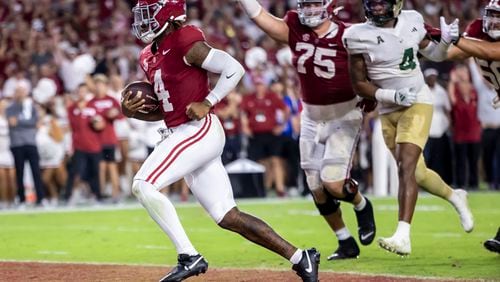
[{"left": 122, "top": 81, "right": 160, "bottom": 114}]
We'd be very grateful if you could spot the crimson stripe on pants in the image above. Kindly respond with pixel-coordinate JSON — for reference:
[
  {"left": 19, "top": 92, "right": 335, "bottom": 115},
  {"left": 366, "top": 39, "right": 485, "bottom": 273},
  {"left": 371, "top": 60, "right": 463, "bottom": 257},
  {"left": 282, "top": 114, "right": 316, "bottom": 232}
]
[
  {"left": 150, "top": 114, "right": 213, "bottom": 184},
  {"left": 146, "top": 115, "right": 210, "bottom": 183}
]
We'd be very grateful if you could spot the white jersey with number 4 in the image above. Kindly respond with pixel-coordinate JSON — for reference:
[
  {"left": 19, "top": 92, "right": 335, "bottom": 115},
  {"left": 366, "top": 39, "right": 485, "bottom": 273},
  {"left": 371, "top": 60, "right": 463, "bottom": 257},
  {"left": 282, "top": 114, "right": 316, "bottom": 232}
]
[{"left": 342, "top": 10, "right": 433, "bottom": 114}]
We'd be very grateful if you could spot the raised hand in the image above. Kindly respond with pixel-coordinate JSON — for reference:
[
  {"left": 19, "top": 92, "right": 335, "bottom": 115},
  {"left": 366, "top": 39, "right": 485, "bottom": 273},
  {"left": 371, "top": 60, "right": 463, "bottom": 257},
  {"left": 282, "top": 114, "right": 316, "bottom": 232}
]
[{"left": 440, "top": 16, "right": 460, "bottom": 45}]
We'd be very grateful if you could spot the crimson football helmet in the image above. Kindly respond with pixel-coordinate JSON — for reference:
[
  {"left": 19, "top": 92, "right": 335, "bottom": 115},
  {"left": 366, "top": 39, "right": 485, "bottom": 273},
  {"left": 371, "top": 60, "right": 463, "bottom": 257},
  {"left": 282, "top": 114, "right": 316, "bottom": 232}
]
[
  {"left": 297, "top": 0, "right": 336, "bottom": 27},
  {"left": 132, "top": 0, "right": 187, "bottom": 43},
  {"left": 362, "top": 0, "right": 403, "bottom": 26},
  {"left": 484, "top": 0, "right": 500, "bottom": 40}
]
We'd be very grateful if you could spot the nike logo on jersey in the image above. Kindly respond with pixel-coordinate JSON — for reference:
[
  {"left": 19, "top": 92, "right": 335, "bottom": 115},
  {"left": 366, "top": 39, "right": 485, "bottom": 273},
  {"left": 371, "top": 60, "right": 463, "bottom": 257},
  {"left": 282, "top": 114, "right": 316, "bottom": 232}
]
[
  {"left": 361, "top": 231, "right": 374, "bottom": 241},
  {"left": 162, "top": 49, "right": 171, "bottom": 56},
  {"left": 328, "top": 43, "right": 337, "bottom": 47},
  {"left": 226, "top": 72, "right": 236, "bottom": 79},
  {"left": 377, "top": 36, "right": 384, "bottom": 44},
  {"left": 304, "top": 251, "right": 313, "bottom": 273},
  {"left": 411, "top": 27, "right": 418, "bottom": 32}
]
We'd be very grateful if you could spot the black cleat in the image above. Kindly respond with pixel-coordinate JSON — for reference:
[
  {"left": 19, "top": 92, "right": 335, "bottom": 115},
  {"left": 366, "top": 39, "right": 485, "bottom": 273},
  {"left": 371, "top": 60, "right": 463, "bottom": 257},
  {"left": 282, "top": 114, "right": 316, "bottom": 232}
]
[
  {"left": 292, "top": 248, "right": 320, "bottom": 282},
  {"left": 327, "top": 237, "right": 360, "bottom": 260},
  {"left": 484, "top": 228, "right": 500, "bottom": 254},
  {"left": 354, "top": 197, "right": 376, "bottom": 245},
  {"left": 159, "top": 254, "right": 208, "bottom": 282}
]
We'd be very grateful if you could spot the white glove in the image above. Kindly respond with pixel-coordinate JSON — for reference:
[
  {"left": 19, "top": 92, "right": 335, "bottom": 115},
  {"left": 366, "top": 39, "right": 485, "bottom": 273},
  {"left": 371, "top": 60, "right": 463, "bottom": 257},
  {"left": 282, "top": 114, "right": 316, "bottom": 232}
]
[
  {"left": 375, "top": 88, "right": 417, "bottom": 107},
  {"left": 440, "top": 16, "right": 460, "bottom": 45},
  {"left": 493, "top": 96, "right": 500, "bottom": 109}
]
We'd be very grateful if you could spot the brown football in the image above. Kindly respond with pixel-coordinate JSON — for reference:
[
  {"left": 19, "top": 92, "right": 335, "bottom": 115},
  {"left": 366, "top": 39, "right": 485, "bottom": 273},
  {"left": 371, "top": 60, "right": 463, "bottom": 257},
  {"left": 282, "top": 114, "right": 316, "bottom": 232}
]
[{"left": 122, "top": 81, "right": 160, "bottom": 114}]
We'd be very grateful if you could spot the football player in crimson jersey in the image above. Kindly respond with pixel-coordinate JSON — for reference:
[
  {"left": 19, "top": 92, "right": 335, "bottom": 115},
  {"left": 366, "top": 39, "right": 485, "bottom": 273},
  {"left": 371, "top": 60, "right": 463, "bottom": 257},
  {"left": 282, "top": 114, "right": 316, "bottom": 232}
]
[
  {"left": 120, "top": 1, "right": 319, "bottom": 281},
  {"left": 239, "top": 0, "right": 377, "bottom": 260},
  {"left": 447, "top": 0, "right": 500, "bottom": 109},
  {"left": 344, "top": 0, "right": 474, "bottom": 256},
  {"left": 446, "top": 0, "right": 500, "bottom": 255}
]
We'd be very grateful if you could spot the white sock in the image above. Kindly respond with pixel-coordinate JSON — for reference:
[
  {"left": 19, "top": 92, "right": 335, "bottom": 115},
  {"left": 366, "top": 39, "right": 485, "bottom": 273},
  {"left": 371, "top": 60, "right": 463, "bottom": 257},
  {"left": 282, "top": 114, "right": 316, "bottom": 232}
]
[
  {"left": 447, "top": 190, "right": 460, "bottom": 207},
  {"left": 133, "top": 180, "right": 198, "bottom": 256},
  {"left": 335, "top": 227, "right": 351, "bottom": 241},
  {"left": 289, "top": 248, "right": 303, "bottom": 264},
  {"left": 394, "top": 221, "right": 411, "bottom": 239},
  {"left": 354, "top": 196, "right": 366, "bottom": 211}
]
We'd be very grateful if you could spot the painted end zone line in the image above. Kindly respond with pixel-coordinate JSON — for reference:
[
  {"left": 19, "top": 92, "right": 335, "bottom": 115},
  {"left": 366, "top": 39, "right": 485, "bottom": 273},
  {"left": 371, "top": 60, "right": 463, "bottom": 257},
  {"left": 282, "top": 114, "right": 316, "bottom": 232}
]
[{"left": 0, "top": 259, "right": 475, "bottom": 281}]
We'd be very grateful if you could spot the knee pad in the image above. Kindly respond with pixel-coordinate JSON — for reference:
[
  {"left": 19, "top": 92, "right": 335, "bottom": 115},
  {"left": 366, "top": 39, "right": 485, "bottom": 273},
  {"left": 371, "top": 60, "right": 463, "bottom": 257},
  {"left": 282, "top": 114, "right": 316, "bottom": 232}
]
[
  {"left": 131, "top": 179, "right": 142, "bottom": 198},
  {"left": 132, "top": 179, "right": 156, "bottom": 203},
  {"left": 341, "top": 178, "right": 359, "bottom": 202},
  {"left": 314, "top": 189, "right": 340, "bottom": 216}
]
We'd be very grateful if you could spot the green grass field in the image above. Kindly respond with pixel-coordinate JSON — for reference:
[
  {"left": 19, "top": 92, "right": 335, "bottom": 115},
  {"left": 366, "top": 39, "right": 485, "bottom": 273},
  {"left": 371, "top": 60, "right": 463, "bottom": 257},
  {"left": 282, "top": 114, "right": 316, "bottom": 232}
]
[{"left": 0, "top": 193, "right": 499, "bottom": 280}]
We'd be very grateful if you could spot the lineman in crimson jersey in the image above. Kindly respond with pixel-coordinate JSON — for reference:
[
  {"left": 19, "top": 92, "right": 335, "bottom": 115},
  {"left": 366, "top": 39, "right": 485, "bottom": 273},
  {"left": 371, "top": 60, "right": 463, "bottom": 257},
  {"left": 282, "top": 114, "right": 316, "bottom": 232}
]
[
  {"left": 239, "top": 0, "right": 376, "bottom": 260},
  {"left": 447, "top": 0, "right": 500, "bottom": 254},
  {"left": 447, "top": 0, "right": 500, "bottom": 108},
  {"left": 120, "top": 1, "right": 319, "bottom": 281}
]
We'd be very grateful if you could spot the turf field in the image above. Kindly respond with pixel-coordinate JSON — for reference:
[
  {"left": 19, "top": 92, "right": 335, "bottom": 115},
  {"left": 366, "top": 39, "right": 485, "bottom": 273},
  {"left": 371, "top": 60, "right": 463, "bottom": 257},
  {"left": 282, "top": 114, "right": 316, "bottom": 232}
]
[{"left": 0, "top": 192, "right": 498, "bottom": 281}]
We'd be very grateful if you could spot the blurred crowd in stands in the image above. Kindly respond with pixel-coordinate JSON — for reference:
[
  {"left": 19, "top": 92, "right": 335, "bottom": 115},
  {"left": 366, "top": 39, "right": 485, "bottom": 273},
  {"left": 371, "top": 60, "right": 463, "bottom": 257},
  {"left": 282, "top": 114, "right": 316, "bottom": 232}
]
[{"left": 0, "top": 0, "right": 498, "bottom": 209}]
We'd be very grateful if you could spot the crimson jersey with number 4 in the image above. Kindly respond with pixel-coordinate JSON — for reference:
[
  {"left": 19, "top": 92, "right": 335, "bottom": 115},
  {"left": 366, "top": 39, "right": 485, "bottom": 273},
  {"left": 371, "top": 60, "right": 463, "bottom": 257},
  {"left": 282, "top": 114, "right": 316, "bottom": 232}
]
[
  {"left": 284, "top": 11, "right": 355, "bottom": 105},
  {"left": 465, "top": 19, "right": 500, "bottom": 96},
  {"left": 139, "top": 25, "right": 210, "bottom": 127}
]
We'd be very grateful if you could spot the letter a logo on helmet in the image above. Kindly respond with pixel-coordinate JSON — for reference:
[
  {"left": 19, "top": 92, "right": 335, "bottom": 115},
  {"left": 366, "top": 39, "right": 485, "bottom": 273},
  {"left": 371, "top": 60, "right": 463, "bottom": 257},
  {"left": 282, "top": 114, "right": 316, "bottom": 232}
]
[
  {"left": 132, "top": 0, "right": 187, "bottom": 43},
  {"left": 483, "top": 0, "right": 500, "bottom": 40}
]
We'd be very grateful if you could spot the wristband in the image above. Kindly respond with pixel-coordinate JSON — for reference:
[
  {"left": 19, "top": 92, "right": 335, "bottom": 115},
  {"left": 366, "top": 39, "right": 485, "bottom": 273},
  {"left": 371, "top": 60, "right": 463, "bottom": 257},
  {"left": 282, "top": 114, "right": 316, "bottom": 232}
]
[{"left": 375, "top": 88, "right": 396, "bottom": 103}]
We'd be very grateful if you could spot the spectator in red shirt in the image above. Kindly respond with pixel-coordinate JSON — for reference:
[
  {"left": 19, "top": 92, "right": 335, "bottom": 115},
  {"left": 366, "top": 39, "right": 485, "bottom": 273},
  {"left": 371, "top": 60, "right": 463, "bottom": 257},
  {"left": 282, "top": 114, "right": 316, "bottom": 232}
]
[
  {"left": 448, "top": 64, "right": 482, "bottom": 190},
  {"left": 65, "top": 83, "right": 104, "bottom": 202},
  {"left": 214, "top": 91, "right": 242, "bottom": 164},
  {"left": 87, "top": 74, "right": 121, "bottom": 201},
  {"left": 241, "top": 77, "right": 289, "bottom": 196}
]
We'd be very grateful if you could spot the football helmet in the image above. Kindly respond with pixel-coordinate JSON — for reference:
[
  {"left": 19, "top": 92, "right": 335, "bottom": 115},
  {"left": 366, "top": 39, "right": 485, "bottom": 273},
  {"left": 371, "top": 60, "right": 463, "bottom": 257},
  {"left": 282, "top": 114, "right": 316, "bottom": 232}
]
[
  {"left": 132, "top": 0, "right": 187, "bottom": 43},
  {"left": 297, "top": 0, "right": 335, "bottom": 27},
  {"left": 483, "top": 0, "right": 500, "bottom": 40},
  {"left": 362, "top": 0, "right": 403, "bottom": 26}
]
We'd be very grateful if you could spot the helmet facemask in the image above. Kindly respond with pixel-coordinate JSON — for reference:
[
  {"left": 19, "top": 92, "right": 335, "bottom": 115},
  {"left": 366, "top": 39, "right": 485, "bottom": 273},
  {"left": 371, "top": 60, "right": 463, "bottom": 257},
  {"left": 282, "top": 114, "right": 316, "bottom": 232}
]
[
  {"left": 297, "top": 0, "right": 332, "bottom": 28},
  {"left": 483, "top": 8, "right": 500, "bottom": 40},
  {"left": 132, "top": 2, "right": 168, "bottom": 44},
  {"left": 363, "top": 0, "right": 403, "bottom": 26}
]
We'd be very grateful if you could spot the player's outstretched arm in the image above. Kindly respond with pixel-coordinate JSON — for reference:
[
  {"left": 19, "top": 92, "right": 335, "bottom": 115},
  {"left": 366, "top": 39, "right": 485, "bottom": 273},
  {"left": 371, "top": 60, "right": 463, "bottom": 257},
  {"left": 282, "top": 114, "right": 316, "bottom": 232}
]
[
  {"left": 447, "top": 45, "right": 471, "bottom": 61},
  {"left": 453, "top": 37, "right": 500, "bottom": 61},
  {"left": 184, "top": 41, "right": 245, "bottom": 120},
  {"left": 239, "top": 0, "right": 289, "bottom": 43},
  {"left": 419, "top": 17, "right": 459, "bottom": 62}
]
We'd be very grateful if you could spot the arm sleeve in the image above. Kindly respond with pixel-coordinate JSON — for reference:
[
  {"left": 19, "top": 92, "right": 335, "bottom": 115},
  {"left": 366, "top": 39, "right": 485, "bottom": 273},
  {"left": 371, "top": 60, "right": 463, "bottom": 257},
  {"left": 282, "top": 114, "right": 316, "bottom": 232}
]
[
  {"left": 201, "top": 49, "right": 245, "bottom": 107},
  {"left": 419, "top": 40, "right": 449, "bottom": 62}
]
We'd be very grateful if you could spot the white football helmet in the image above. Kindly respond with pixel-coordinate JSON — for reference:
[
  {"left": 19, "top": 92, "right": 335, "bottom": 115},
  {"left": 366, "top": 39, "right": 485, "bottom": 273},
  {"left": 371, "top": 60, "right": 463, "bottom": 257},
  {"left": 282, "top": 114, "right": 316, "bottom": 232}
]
[
  {"left": 297, "top": 0, "right": 335, "bottom": 28},
  {"left": 483, "top": 0, "right": 500, "bottom": 40}
]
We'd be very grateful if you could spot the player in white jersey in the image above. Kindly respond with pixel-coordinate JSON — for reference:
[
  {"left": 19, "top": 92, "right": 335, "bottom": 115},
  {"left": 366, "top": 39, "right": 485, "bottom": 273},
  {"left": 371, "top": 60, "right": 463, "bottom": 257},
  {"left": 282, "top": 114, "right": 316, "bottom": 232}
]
[{"left": 343, "top": 0, "right": 474, "bottom": 256}]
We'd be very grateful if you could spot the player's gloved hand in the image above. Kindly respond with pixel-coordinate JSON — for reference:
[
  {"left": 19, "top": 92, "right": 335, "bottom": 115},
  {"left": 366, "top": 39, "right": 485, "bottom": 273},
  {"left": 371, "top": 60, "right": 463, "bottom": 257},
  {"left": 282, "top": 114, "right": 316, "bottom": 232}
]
[
  {"left": 375, "top": 88, "right": 417, "bottom": 107},
  {"left": 493, "top": 95, "right": 500, "bottom": 109},
  {"left": 186, "top": 99, "right": 211, "bottom": 121},
  {"left": 440, "top": 16, "right": 460, "bottom": 45},
  {"left": 395, "top": 88, "right": 417, "bottom": 106},
  {"left": 356, "top": 98, "right": 378, "bottom": 113},
  {"left": 121, "top": 91, "right": 145, "bottom": 117}
]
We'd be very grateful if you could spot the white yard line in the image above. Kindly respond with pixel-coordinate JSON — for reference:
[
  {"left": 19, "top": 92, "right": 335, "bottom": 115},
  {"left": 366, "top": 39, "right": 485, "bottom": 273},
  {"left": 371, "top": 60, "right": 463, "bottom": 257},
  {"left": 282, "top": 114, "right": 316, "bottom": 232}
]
[{"left": 0, "top": 259, "right": 471, "bottom": 281}]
